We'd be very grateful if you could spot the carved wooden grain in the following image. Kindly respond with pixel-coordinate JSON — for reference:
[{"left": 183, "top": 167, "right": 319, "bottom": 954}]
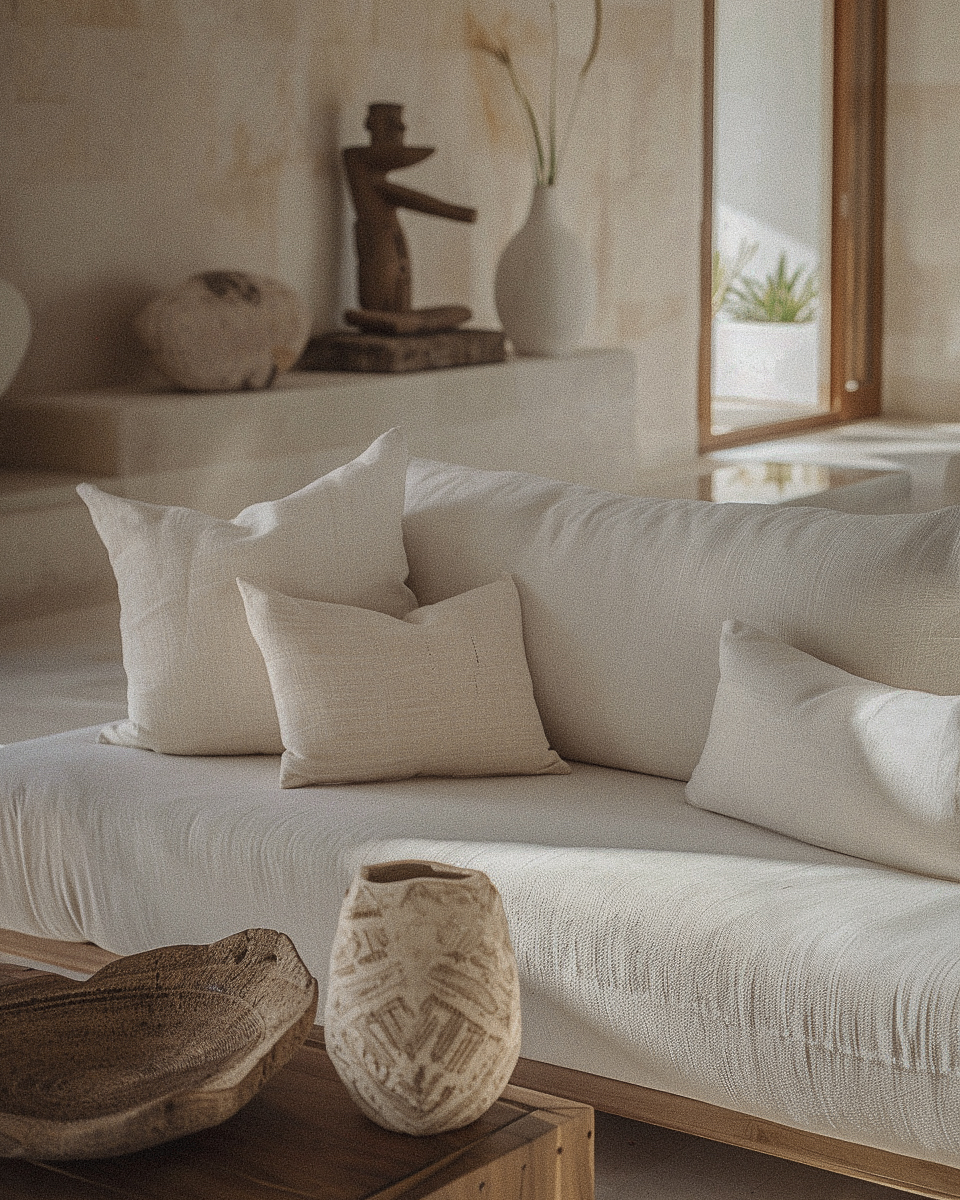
[{"left": 0, "top": 929, "right": 318, "bottom": 1160}]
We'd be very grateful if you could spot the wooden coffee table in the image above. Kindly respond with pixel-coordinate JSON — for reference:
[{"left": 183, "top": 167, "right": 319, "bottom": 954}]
[{"left": 0, "top": 964, "right": 594, "bottom": 1199}]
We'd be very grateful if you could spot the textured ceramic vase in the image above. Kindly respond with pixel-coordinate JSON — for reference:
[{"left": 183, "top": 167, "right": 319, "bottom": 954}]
[
  {"left": 325, "top": 860, "right": 522, "bottom": 1136},
  {"left": 494, "top": 183, "right": 595, "bottom": 357}
]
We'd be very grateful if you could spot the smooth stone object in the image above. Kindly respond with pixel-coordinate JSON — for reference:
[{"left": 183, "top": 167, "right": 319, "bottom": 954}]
[
  {"left": 0, "top": 279, "right": 31, "bottom": 398},
  {"left": 136, "top": 270, "right": 311, "bottom": 392},
  {"left": 325, "top": 860, "right": 522, "bottom": 1136},
  {"left": 0, "top": 928, "right": 318, "bottom": 1160},
  {"left": 495, "top": 183, "right": 596, "bottom": 357}
]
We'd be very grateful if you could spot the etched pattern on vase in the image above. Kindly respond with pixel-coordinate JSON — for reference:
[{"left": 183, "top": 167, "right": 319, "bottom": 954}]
[{"left": 324, "top": 860, "right": 522, "bottom": 1135}]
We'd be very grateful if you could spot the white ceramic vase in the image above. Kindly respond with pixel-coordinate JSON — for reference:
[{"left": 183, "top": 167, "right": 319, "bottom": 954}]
[
  {"left": 324, "top": 859, "right": 522, "bottom": 1136},
  {"left": 494, "top": 183, "right": 595, "bottom": 357}
]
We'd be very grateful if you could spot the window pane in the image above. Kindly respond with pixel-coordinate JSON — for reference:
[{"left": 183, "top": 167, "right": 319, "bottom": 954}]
[{"left": 710, "top": 0, "right": 833, "bottom": 436}]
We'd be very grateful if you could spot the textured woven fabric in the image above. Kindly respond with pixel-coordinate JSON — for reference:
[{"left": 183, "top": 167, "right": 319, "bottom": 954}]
[
  {"left": 76, "top": 430, "right": 415, "bottom": 756},
  {"left": 6, "top": 728, "right": 960, "bottom": 1166},
  {"left": 404, "top": 460, "right": 960, "bottom": 780},
  {"left": 15, "top": 459, "right": 960, "bottom": 1169},
  {"left": 238, "top": 576, "right": 569, "bottom": 786},
  {"left": 686, "top": 620, "right": 960, "bottom": 881}
]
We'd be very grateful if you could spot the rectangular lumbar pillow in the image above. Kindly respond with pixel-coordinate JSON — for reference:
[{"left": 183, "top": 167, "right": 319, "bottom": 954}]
[
  {"left": 686, "top": 619, "right": 960, "bottom": 882},
  {"left": 77, "top": 429, "right": 416, "bottom": 755},
  {"left": 237, "top": 574, "right": 570, "bottom": 786}
]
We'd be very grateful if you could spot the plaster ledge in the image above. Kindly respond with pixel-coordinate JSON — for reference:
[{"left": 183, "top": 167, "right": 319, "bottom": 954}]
[{"left": 0, "top": 351, "right": 654, "bottom": 507}]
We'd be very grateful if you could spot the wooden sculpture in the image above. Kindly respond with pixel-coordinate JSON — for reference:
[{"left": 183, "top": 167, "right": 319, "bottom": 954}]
[
  {"left": 300, "top": 104, "right": 505, "bottom": 372},
  {"left": 343, "top": 103, "right": 475, "bottom": 332}
]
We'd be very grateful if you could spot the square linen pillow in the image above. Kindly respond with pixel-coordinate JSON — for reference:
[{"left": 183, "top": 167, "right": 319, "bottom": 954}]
[
  {"left": 237, "top": 575, "right": 570, "bottom": 786},
  {"left": 77, "top": 429, "right": 416, "bottom": 755},
  {"left": 686, "top": 619, "right": 960, "bottom": 882}
]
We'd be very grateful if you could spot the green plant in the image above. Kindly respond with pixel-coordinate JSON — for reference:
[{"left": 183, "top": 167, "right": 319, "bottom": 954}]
[
  {"left": 711, "top": 240, "right": 757, "bottom": 318},
  {"left": 466, "top": 0, "right": 603, "bottom": 185},
  {"left": 726, "top": 253, "right": 818, "bottom": 323}
]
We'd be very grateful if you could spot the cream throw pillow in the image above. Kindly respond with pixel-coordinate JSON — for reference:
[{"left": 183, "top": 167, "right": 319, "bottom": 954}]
[
  {"left": 77, "top": 429, "right": 416, "bottom": 755},
  {"left": 237, "top": 575, "right": 570, "bottom": 787},
  {"left": 686, "top": 620, "right": 960, "bottom": 882}
]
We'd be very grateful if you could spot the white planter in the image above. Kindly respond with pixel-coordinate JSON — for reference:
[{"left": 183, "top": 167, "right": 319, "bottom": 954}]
[
  {"left": 324, "top": 859, "right": 522, "bottom": 1136},
  {"left": 712, "top": 319, "right": 820, "bottom": 405},
  {"left": 494, "top": 183, "right": 595, "bottom": 357}
]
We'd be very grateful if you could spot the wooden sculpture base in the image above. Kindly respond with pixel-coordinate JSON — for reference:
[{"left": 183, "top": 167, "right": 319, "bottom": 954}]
[
  {"left": 298, "top": 328, "right": 507, "bottom": 374},
  {"left": 344, "top": 305, "right": 472, "bottom": 336}
]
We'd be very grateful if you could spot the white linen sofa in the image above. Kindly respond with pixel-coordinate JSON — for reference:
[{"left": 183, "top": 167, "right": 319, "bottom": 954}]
[{"left": 4, "top": 447, "right": 960, "bottom": 1196}]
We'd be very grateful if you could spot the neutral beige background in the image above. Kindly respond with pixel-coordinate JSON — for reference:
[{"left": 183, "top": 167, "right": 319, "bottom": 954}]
[
  {"left": 885, "top": 0, "right": 960, "bottom": 421},
  {"left": 0, "top": 0, "right": 700, "bottom": 476},
  {"left": 0, "top": 0, "right": 957, "bottom": 451}
]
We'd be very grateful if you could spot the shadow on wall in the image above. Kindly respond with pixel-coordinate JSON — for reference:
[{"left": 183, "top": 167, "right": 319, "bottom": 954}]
[
  {"left": 13, "top": 282, "right": 156, "bottom": 397},
  {"left": 9, "top": 98, "right": 357, "bottom": 400},
  {"left": 324, "top": 101, "right": 354, "bottom": 324}
]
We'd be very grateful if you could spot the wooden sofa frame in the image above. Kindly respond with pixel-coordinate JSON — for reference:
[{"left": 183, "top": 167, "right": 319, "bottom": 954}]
[{"left": 2, "top": 927, "right": 957, "bottom": 1199}]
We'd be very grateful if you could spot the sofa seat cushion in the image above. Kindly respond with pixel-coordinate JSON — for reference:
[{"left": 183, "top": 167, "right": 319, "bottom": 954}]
[
  {"left": 403, "top": 460, "right": 960, "bottom": 781},
  {"left": 5, "top": 729, "right": 960, "bottom": 1167}
]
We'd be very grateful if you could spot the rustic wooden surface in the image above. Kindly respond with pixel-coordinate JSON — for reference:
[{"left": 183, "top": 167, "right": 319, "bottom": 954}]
[
  {"left": 0, "top": 959, "right": 594, "bottom": 1200},
  {"left": 0, "top": 962, "right": 49, "bottom": 987},
  {"left": 344, "top": 306, "right": 472, "bottom": 335},
  {"left": 299, "top": 329, "right": 506, "bottom": 374},
  {"left": 0, "top": 929, "right": 119, "bottom": 976},
  {"left": 0, "top": 929, "right": 318, "bottom": 1161},
  {"left": 511, "top": 1057, "right": 960, "bottom": 1200}
]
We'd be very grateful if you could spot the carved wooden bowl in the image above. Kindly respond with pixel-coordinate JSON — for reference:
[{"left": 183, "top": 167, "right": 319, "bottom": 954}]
[{"left": 0, "top": 929, "right": 318, "bottom": 1160}]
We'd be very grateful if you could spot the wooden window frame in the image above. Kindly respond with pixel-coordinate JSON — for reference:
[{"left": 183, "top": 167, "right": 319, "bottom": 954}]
[{"left": 698, "top": 0, "right": 887, "bottom": 452}]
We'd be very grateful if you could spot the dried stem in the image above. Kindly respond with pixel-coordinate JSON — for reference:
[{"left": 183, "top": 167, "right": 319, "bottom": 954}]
[
  {"left": 505, "top": 54, "right": 548, "bottom": 182},
  {"left": 557, "top": 0, "right": 603, "bottom": 171},
  {"left": 467, "top": 0, "right": 603, "bottom": 186},
  {"left": 547, "top": 1, "right": 560, "bottom": 184}
]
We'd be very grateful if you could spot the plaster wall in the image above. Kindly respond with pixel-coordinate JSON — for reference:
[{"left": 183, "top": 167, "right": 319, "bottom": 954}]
[
  {"left": 4, "top": 3, "right": 956, "bottom": 463},
  {"left": 0, "top": 0, "right": 703, "bottom": 476},
  {"left": 884, "top": 0, "right": 960, "bottom": 420}
]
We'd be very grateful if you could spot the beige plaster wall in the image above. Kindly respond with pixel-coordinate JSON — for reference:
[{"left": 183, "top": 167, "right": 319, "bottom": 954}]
[
  {"left": 884, "top": 0, "right": 960, "bottom": 420},
  {"left": 0, "top": 0, "right": 703, "bottom": 470},
  {"left": 5, "top": 3, "right": 960, "bottom": 469}
]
